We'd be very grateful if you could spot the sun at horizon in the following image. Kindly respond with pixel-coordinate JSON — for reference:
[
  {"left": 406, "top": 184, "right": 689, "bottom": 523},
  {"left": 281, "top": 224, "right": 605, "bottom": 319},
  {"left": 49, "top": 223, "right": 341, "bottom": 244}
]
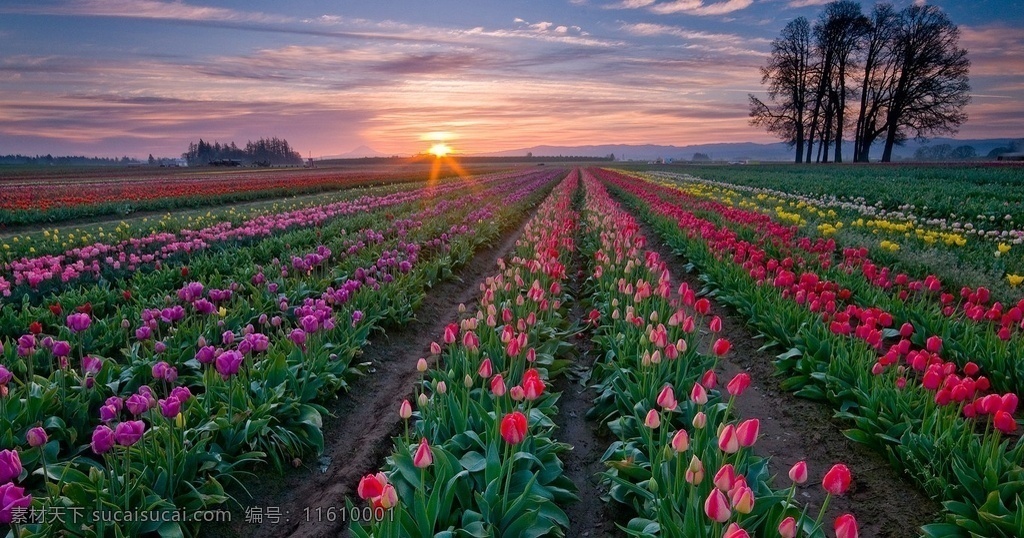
[{"left": 428, "top": 143, "right": 452, "bottom": 157}]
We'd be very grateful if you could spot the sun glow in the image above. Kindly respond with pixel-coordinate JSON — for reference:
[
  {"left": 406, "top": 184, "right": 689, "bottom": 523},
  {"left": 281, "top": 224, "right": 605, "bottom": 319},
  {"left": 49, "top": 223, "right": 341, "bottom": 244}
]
[{"left": 428, "top": 143, "right": 452, "bottom": 157}]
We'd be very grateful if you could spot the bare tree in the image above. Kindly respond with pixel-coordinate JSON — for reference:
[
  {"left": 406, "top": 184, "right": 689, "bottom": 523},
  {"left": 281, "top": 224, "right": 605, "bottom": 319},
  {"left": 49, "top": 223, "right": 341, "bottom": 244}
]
[
  {"left": 881, "top": 4, "right": 970, "bottom": 162},
  {"left": 853, "top": 3, "right": 900, "bottom": 162},
  {"left": 749, "top": 17, "right": 813, "bottom": 164}
]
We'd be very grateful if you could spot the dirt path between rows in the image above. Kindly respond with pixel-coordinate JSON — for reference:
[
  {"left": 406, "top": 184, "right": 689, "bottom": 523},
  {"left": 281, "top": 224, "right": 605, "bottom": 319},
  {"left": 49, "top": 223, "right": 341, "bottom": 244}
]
[
  {"left": 551, "top": 211, "right": 621, "bottom": 537},
  {"left": 622, "top": 199, "right": 942, "bottom": 538},
  {"left": 203, "top": 187, "right": 549, "bottom": 538}
]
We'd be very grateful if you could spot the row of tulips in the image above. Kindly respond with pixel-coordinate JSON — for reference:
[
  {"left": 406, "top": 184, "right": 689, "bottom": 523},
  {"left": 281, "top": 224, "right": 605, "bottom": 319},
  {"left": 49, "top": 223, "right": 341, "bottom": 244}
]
[
  {"left": 0, "top": 170, "right": 561, "bottom": 536},
  {"left": 0, "top": 165, "right": 478, "bottom": 227},
  {"left": 352, "top": 171, "right": 582, "bottom": 537},
  {"left": 637, "top": 171, "right": 1024, "bottom": 397},
  {"left": 577, "top": 169, "right": 858, "bottom": 538},
  {"left": 599, "top": 168, "right": 1024, "bottom": 537},
  {"left": 0, "top": 169, "right": 536, "bottom": 305}
]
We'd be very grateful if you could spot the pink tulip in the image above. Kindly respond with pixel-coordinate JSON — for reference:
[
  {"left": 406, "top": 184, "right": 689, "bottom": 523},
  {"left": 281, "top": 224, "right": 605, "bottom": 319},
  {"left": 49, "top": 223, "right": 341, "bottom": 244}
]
[
  {"left": 778, "top": 516, "right": 797, "bottom": 538},
  {"left": 926, "top": 335, "right": 942, "bottom": 353},
  {"left": 835, "top": 514, "right": 859, "bottom": 538},
  {"left": 730, "top": 485, "right": 754, "bottom": 514},
  {"left": 704, "top": 488, "right": 731, "bottom": 523},
  {"left": 0, "top": 483, "right": 32, "bottom": 524},
  {"left": 114, "top": 420, "right": 146, "bottom": 447},
  {"left": 712, "top": 338, "right": 732, "bottom": 356},
  {"left": 26, "top": 427, "right": 47, "bottom": 448},
  {"left": 690, "top": 383, "right": 708, "bottom": 405},
  {"left": 671, "top": 430, "right": 689, "bottom": 452},
  {"left": 713, "top": 464, "right": 736, "bottom": 491},
  {"left": 692, "top": 411, "right": 707, "bottom": 429},
  {"left": 736, "top": 419, "right": 759, "bottom": 447},
  {"left": 723, "top": 523, "right": 749, "bottom": 538},
  {"left": 491, "top": 374, "right": 507, "bottom": 397},
  {"left": 399, "top": 400, "right": 412, "bottom": 420},
  {"left": 357, "top": 473, "right": 387, "bottom": 500},
  {"left": 701, "top": 369, "right": 718, "bottom": 389},
  {"left": 657, "top": 385, "right": 677, "bottom": 411},
  {"left": 718, "top": 424, "right": 739, "bottom": 453},
  {"left": 789, "top": 461, "right": 808, "bottom": 484},
  {"left": 478, "top": 358, "right": 493, "bottom": 379},
  {"left": 644, "top": 409, "right": 661, "bottom": 429},
  {"left": 685, "top": 455, "right": 704, "bottom": 485},
  {"left": 413, "top": 438, "right": 433, "bottom": 468},
  {"left": 66, "top": 312, "right": 91, "bottom": 333}
]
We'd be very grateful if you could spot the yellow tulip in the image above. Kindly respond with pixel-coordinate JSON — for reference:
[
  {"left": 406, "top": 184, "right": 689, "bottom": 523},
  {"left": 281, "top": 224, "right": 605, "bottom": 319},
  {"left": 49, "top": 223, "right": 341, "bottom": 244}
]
[{"left": 1008, "top": 274, "right": 1024, "bottom": 287}]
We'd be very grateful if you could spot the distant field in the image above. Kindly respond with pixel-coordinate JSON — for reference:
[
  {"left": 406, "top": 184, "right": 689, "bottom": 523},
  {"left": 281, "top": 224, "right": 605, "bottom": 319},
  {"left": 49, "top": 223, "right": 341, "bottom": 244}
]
[{"left": 0, "top": 162, "right": 511, "bottom": 227}]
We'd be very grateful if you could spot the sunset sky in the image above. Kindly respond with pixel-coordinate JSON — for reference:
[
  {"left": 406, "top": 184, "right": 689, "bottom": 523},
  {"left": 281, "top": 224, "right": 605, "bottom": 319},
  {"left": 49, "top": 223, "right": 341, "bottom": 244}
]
[{"left": 1, "top": 0, "right": 1021, "bottom": 158}]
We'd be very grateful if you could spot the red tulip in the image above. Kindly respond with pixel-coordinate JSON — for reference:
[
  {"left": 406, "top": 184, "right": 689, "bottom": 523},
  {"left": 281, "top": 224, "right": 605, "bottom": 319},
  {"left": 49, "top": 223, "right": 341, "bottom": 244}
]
[
  {"left": 789, "top": 461, "right": 808, "bottom": 484},
  {"left": 522, "top": 369, "right": 545, "bottom": 401},
  {"left": 994, "top": 410, "right": 1018, "bottom": 434},
  {"left": 357, "top": 473, "right": 387, "bottom": 500},
  {"left": 709, "top": 316, "right": 722, "bottom": 332},
  {"left": 695, "top": 298, "right": 711, "bottom": 315},
  {"left": 413, "top": 438, "right": 433, "bottom": 468},
  {"left": 835, "top": 514, "right": 859, "bottom": 538},
  {"left": 29, "top": 321, "right": 42, "bottom": 335},
  {"left": 822, "top": 464, "right": 851, "bottom": 495},
  {"left": 49, "top": 303, "right": 62, "bottom": 316},
  {"left": 704, "top": 488, "right": 731, "bottom": 523},
  {"left": 926, "top": 335, "right": 942, "bottom": 353},
  {"left": 727, "top": 373, "right": 751, "bottom": 396},
  {"left": 500, "top": 411, "right": 528, "bottom": 444},
  {"left": 712, "top": 338, "right": 732, "bottom": 356},
  {"left": 701, "top": 369, "right": 718, "bottom": 389},
  {"left": 736, "top": 419, "right": 759, "bottom": 447}
]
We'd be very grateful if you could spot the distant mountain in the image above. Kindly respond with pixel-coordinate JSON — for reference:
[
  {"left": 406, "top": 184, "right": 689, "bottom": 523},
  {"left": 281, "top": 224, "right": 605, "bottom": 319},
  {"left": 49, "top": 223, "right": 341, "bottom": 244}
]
[
  {"left": 322, "top": 145, "right": 391, "bottom": 159},
  {"left": 478, "top": 138, "right": 1017, "bottom": 162}
]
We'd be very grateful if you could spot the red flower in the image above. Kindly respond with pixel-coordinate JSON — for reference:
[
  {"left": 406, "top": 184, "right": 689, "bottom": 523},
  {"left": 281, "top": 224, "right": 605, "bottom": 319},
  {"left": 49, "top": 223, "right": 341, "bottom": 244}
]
[
  {"left": 75, "top": 302, "right": 92, "bottom": 314},
  {"left": 29, "top": 322, "right": 42, "bottom": 335},
  {"left": 994, "top": 410, "right": 1017, "bottom": 434},
  {"left": 712, "top": 338, "right": 731, "bottom": 357},
  {"left": 726, "top": 373, "right": 751, "bottom": 396},
  {"left": 357, "top": 473, "right": 386, "bottom": 500},
  {"left": 181, "top": 267, "right": 190, "bottom": 277},
  {"left": 822, "top": 464, "right": 852, "bottom": 495},
  {"left": 49, "top": 303, "right": 63, "bottom": 316},
  {"left": 412, "top": 438, "right": 433, "bottom": 468},
  {"left": 500, "top": 411, "right": 528, "bottom": 444},
  {"left": 835, "top": 514, "right": 859, "bottom": 538}
]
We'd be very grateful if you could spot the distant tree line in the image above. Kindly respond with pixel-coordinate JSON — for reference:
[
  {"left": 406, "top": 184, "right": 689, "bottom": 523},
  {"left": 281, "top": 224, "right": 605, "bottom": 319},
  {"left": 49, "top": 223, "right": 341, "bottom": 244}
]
[
  {"left": 183, "top": 137, "right": 303, "bottom": 166},
  {"left": 912, "top": 144, "right": 976, "bottom": 161},
  {"left": 750, "top": 1, "right": 970, "bottom": 163},
  {"left": 988, "top": 139, "right": 1024, "bottom": 158},
  {"left": 0, "top": 154, "right": 138, "bottom": 166}
]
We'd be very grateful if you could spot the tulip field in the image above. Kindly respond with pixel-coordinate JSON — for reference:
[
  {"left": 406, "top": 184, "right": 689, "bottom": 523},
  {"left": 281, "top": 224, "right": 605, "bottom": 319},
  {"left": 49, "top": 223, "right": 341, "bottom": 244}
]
[{"left": 1, "top": 164, "right": 1023, "bottom": 537}]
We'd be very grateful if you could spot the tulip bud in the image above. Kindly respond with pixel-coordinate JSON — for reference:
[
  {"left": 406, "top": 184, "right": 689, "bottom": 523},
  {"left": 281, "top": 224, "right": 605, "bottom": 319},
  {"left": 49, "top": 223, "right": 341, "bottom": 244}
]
[
  {"left": 778, "top": 516, "right": 797, "bottom": 538},
  {"left": 736, "top": 419, "right": 759, "bottom": 447},
  {"left": 657, "top": 385, "right": 677, "bottom": 411},
  {"left": 835, "top": 514, "right": 859, "bottom": 538},
  {"left": 692, "top": 412, "right": 707, "bottom": 429},
  {"left": 644, "top": 409, "right": 661, "bottom": 429},
  {"left": 789, "top": 461, "right": 808, "bottom": 484},
  {"left": 731, "top": 486, "right": 754, "bottom": 514},
  {"left": 26, "top": 427, "right": 47, "bottom": 447},
  {"left": 685, "top": 455, "right": 704, "bottom": 485},
  {"left": 718, "top": 424, "right": 739, "bottom": 453},
  {"left": 671, "top": 430, "right": 689, "bottom": 452},
  {"left": 418, "top": 393, "right": 428, "bottom": 407},
  {"left": 713, "top": 464, "right": 736, "bottom": 491},
  {"left": 413, "top": 438, "right": 433, "bottom": 468},
  {"left": 726, "top": 372, "right": 751, "bottom": 396},
  {"left": 416, "top": 358, "right": 428, "bottom": 372},
  {"left": 690, "top": 383, "right": 708, "bottom": 405},
  {"left": 723, "top": 523, "right": 749, "bottom": 538},
  {"left": 822, "top": 463, "right": 852, "bottom": 495},
  {"left": 704, "top": 488, "right": 731, "bottom": 523},
  {"left": 399, "top": 400, "right": 412, "bottom": 420}
]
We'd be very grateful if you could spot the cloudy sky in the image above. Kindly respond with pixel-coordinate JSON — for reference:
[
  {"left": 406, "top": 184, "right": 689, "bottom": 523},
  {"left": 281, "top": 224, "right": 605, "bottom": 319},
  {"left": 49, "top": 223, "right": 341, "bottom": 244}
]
[{"left": 0, "top": 0, "right": 1020, "bottom": 158}]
